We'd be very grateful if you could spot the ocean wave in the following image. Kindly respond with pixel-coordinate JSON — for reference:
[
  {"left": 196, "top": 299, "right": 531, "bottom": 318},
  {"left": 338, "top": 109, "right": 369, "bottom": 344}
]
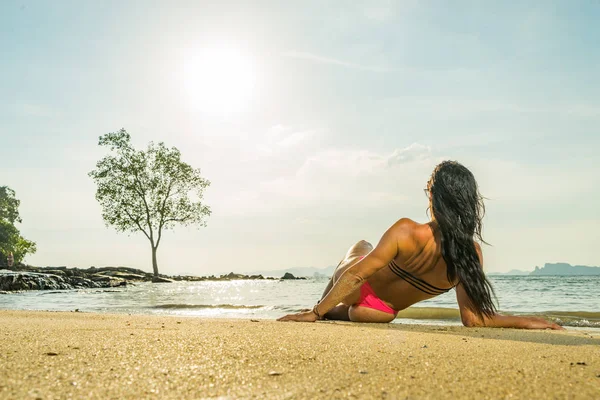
[
  {"left": 533, "top": 311, "right": 600, "bottom": 328},
  {"left": 150, "top": 304, "right": 264, "bottom": 310},
  {"left": 395, "top": 307, "right": 600, "bottom": 328}
]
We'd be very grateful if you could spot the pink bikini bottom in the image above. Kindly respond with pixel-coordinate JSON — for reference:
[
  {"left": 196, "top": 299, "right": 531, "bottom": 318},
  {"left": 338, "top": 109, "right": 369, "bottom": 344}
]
[{"left": 356, "top": 281, "right": 397, "bottom": 315}]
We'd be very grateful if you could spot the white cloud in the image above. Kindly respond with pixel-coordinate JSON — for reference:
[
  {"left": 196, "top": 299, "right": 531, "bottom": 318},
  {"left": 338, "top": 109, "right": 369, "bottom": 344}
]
[
  {"left": 256, "top": 124, "right": 318, "bottom": 155},
  {"left": 206, "top": 137, "right": 435, "bottom": 219},
  {"left": 282, "top": 51, "right": 393, "bottom": 73},
  {"left": 230, "top": 143, "right": 434, "bottom": 216},
  {"left": 386, "top": 143, "right": 431, "bottom": 166}
]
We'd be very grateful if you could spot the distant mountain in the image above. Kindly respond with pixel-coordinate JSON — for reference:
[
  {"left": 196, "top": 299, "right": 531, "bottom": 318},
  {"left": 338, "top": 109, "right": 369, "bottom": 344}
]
[
  {"left": 530, "top": 263, "right": 600, "bottom": 276},
  {"left": 249, "top": 265, "right": 336, "bottom": 278}
]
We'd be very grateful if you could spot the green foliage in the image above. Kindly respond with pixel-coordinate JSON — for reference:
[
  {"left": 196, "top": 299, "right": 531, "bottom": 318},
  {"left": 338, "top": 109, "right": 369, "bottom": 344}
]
[
  {"left": 0, "top": 186, "right": 21, "bottom": 224},
  {"left": 88, "top": 129, "right": 211, "bottom": 275},
  {"left": 0, "top": 186, "right": 37, "bottom": 264}
]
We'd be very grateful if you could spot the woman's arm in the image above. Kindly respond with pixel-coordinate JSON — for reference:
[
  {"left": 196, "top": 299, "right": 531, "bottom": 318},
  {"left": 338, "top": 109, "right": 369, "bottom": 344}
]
[
  {"left": 456, "top": 283, "right": 563, "bottom": 329},
  {"left": 278, "top": 219, "right": 412, "bottom": 322},
  {"left": 456, "top": 244, "right": 563, "bottom": 330}
]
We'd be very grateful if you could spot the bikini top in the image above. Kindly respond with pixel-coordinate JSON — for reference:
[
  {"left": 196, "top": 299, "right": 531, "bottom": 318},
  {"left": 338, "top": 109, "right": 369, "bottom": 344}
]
[{"left": 388, "top": 258, "right": 454, "bottom": 296}]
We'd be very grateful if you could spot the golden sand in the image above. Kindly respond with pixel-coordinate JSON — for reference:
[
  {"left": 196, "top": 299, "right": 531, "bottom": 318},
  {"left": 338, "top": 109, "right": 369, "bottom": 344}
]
[{"left": 0, "top": 310, "right": 598, "bottom": 399}]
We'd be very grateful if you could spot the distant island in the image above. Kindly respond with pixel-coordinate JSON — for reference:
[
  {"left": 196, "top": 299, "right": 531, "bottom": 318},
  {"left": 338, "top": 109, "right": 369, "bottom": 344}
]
[
  {"left": 530, "top": 262, "right": 600, "bottom": 276},
  {"left": 490, "top": 263, "right": 600, "bottom": 276}
]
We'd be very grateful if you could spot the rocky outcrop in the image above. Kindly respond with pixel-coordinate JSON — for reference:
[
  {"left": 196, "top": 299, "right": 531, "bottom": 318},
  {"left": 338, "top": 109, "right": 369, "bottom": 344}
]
[
  {"left": 0, "top": 269, "right": 126, "bottom": 291},
  {"left": 0, "top": 265, "right": 308, "bottom": 292},
  {"left": 281, "top": 272, "right": 306, "bottom": 280},
  {"left": 151, "top": 276, "right": 173, "bottom": 283},
  {"left": 0, "top": 270, "right": 73, "bottom": 291},
  {"left": 0, "top": 267, "right": 136, "bottom": 292},
  {"left": 170, "top": 272, "right": 277, "bottom": 281}
]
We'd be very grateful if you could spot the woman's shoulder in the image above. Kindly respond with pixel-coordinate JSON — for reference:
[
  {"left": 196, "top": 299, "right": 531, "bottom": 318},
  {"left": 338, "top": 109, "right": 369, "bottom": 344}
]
[
  {"left": 391, "top": 217, "right": 425, "bottom": 231},
  {"left": 388, "top": 218, "right": 421, "bottom": 241},
  {"left": 390, "top": 218, "right": 435, "bottom": 245}
]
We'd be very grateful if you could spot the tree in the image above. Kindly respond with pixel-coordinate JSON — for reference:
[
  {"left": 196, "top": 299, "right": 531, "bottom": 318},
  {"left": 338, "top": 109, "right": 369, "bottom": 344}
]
[
  {"left": 88, "top": 129, "right": 211, "bottom": 277},
  {"left": 0, "top": 186, "right": 37, "bottom": 265}
]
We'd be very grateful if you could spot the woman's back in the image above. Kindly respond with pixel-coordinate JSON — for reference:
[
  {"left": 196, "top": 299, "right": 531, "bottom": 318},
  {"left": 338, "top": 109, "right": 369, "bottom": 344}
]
[{"left": 368, "top": 219, "right": 457, "bottom": 312}]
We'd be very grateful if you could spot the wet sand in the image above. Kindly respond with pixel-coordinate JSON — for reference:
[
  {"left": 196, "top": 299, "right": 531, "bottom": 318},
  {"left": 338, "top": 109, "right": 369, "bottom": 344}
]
[{"left": 0, "top": 310, "right": 598, "bottom": 399}]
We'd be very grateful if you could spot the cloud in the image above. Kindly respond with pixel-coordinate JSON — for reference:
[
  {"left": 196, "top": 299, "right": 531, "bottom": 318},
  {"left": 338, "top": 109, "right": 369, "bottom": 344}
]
[
  {"left": 297, "top": 143, "right": 431, "bottom": 178},
  {"left": 238, "top": 143, "right": 434, "bottom": 215},
  {"left": 282, "top": 51, "right": 393, "bottom": 72},
  {"left": 386, "top": 143, "right": 431, "bottom": 166},
  {"left": 258, "top": 124, "right": 318, "bottom": 153}
]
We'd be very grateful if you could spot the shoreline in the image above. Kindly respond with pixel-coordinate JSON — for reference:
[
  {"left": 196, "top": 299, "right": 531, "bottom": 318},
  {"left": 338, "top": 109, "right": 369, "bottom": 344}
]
[{"left": 1, "top": 310, "right": 599, "bottom": 399}]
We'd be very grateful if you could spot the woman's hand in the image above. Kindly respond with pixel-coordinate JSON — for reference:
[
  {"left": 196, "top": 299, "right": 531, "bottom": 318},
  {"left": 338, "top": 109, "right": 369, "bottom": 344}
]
[
  {"left": 526, "top": 317, "right": 565, "bottom": 330},
  {"left": 277, "top": 310, "right": 318, "bottom": 322}
]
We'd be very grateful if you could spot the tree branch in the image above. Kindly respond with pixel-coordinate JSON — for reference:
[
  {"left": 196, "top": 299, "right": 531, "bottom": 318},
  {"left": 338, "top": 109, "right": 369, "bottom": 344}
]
[
  {"left": 121, "top": 151, "right": 154, "bottom": 242},
  {"left": 162, "top": 214, "right": 194, "bottom": 225},
  {"left": 123, "top": 207, "right": 151, "bottom": 241}
]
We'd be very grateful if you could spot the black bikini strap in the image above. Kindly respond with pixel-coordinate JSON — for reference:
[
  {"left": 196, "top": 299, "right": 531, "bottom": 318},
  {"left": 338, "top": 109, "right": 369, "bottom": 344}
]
[{"left": 389, "top": 260, "right": 451, "bottom": 295}]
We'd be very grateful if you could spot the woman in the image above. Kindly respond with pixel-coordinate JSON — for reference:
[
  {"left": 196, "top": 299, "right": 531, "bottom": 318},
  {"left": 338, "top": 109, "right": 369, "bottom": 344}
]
[{"left": 278, "top": 161, "right": 562, "bottom": 329}]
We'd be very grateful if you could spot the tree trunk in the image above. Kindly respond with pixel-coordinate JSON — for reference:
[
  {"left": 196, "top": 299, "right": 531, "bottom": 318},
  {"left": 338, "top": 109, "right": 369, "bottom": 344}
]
[{"left": 151, "top": 246, "right": 159, "bottom": 277}]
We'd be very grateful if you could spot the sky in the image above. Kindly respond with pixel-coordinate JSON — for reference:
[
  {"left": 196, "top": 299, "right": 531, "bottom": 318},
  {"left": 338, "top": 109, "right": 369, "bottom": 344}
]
[{"left": 1, "top": 1, "right": 599, "bottom": 275}]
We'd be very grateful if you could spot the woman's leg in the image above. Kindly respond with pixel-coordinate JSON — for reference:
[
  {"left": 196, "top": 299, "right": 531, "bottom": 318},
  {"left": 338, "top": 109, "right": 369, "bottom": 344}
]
[
  {"left": 319, "top": 240, "right": 373, "bottom": 321},
  {"left": 323, "top": 240, "right": 396, "bottom": 323},
  {"left": 319, "top": 258, "right": 344, "bottom": 300},
  {"left": 348, "top": 305, "right": 397, "bottom": 323}
]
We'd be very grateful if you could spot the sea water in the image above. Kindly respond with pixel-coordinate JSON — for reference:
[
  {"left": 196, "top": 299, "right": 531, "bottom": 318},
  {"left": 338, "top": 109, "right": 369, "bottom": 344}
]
[{"left": 1, "top": 276, "right": 599, "bottom": 328}]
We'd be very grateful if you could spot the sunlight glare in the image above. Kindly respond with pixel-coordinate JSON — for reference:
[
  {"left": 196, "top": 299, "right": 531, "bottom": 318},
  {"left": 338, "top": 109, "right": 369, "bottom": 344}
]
[{"left": 184, "top": 46, "right": 256, "bottom": 115}]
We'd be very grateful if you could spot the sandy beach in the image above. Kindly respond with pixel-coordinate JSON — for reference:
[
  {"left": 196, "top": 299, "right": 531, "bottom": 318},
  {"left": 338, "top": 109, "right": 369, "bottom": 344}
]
[{"left": 0, "top": 311, "right": 598, "bottom": 399}]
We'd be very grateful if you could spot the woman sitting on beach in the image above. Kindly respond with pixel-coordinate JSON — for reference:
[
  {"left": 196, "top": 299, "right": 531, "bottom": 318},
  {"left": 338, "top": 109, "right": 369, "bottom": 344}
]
[{"left": 278, "top": 161, "right": 562, "bottom": 329}]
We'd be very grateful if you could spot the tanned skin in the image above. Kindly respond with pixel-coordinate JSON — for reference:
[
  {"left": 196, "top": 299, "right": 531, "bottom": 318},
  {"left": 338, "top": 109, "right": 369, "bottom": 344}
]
[{"left": 278, "top": 218, "right": 563, "bottom": 330}]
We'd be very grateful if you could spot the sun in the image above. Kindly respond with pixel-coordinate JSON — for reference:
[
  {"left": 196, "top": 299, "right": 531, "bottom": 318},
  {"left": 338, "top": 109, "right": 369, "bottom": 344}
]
[{"left": 184, "top": 46, "right": 256, "bottom": 115}]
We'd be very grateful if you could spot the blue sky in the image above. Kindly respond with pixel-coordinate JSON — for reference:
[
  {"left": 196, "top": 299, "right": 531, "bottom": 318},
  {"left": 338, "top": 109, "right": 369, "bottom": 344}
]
[{"left": 1, "top": 1, "right": 599, "bottom": 274}]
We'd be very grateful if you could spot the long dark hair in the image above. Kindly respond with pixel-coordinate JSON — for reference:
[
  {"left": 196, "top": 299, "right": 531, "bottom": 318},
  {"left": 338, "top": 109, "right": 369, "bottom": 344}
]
[{"left": 429, "top": 161, "right": 496, "bottom": 318}]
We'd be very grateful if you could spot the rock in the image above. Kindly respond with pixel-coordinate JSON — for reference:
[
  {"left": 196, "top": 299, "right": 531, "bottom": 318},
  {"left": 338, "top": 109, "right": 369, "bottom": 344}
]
[
  {"left": 222, "top": 272, "right": 247, "bottom": 280},
  {"left": 151, "top": 276, "right": 173, "bottom": 283},
  {"left": 89, "top": 266, "right": 150, "bottom": 276},
  {"left": 281, "top": 272, "right": 306, "bottom": 280},
  {"left": 91, "top": 274, "right": 113, "bottom": 282},
  {"left": 94, "top": 271, "right": 146, "bottom": 281},
  {"left": 4, "top": 264, "right": 309, "bottom": 292},
  {"left": 44, "top": 269, "right": 67, "bottom": 277},
  {"left": 280, "top": 272, "right": 307, "bottom": 280},
  {"left": 0, "top": 270, "right": 75, "bottom": 291}
]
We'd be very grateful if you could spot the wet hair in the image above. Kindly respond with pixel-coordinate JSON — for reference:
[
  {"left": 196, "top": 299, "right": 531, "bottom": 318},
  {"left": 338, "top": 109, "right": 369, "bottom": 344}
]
[{"left": 429, "top": 161, "right": 497, "bottom": 318}]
